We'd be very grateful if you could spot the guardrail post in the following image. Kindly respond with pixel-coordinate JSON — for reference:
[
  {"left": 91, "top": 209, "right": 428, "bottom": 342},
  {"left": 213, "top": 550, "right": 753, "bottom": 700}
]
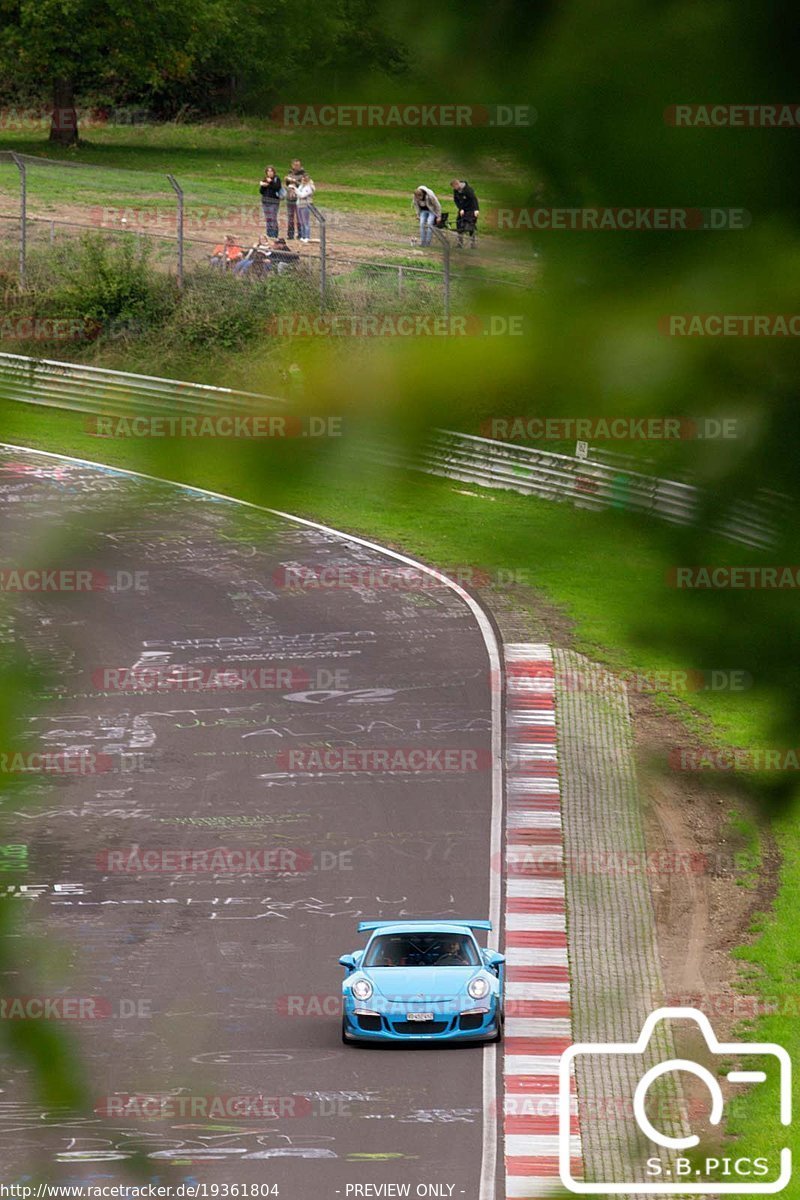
[
  {"left": 610, "top": 472, "right": 631, "bottom": 511},
  {"left": 10, "top": 153, "right": 26, "bottom": 289},
  {"left": 433, "top": 226, "right": 450, "bottom": 321},
  {"left": 309, "top": 204, "right": 327, "bottom": 308},
  {"left": 167, "top": 174, "right": 184, "bottom": 290}
]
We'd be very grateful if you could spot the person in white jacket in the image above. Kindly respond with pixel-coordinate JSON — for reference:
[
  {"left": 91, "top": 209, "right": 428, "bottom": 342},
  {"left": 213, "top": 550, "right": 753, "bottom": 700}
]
[
  {"left": 412, "top": 185, "right": 441, "bottom": 246},
  {"left": 296, "top": 175, "right": 316, "bottom": 242}
]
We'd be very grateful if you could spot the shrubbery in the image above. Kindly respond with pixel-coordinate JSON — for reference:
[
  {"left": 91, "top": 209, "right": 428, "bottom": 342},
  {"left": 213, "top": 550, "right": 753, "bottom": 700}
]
[
  {"left": 50, "top": 235, "right": 175, "bottom": 329},
  {"left": 170, "top": 270, "right": 318, "bottom": 350},
  {"left": 0, "top": 235, "right": 321, "bottom": 358}
]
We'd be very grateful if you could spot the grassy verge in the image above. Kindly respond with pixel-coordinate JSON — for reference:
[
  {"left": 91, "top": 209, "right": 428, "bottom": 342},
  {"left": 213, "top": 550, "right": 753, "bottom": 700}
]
[
  {"left": 0, "top": 117, "right": 535, "bottom": 206},
  {"left": 727, "top": 808, "right": 799, "bottom": 1184}
]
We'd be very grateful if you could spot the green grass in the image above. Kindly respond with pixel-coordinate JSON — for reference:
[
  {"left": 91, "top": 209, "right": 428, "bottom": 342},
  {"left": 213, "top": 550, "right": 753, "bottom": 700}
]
[
  {"left": 0, "top": 117, "right": 536, "bottom": 220},
  {"left": 727, "top": 810, "right": 800, "bottom": 1190}
]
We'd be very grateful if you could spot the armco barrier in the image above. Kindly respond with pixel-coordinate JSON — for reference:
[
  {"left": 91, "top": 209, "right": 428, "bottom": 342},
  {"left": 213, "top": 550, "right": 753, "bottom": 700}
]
[
  {"left": 0, "top": 353, "right": 278, "bottom": 418},
  {"left": 0, "top": 352, "right": 782, "bottom": 549},
  {"left": 369, "top": 430, "right": 782, "bottom": 549}
]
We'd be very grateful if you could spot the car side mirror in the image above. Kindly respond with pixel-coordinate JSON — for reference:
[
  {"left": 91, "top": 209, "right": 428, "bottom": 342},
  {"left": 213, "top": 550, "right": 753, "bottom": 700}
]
[
  {"left": 484, "top": 950, "right": 505, "bottom": 974},
  {"left": 339, "top": 954, "right": 356, "bottom": 971}
]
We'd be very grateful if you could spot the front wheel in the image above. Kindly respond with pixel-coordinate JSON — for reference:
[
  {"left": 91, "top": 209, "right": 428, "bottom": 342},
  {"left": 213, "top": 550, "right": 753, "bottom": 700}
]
[
  {"left": 486, "top": 1008, "right": 503, "bottom": 1043},
  {"left": 342, "top": 1016, "right": 363, "bottom": 1046}
]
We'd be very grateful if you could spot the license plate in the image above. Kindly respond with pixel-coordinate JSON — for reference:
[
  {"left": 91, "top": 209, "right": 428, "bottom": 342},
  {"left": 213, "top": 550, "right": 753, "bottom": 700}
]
[{"left": 406, "top": 1012, "right": 434, "bottom": 1022}]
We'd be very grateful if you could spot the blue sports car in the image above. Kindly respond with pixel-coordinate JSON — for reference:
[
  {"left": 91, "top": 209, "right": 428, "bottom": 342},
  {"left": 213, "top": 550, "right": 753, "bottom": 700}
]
[{"left": 339, "top": 919, "right": 505, "bottom": 1044}]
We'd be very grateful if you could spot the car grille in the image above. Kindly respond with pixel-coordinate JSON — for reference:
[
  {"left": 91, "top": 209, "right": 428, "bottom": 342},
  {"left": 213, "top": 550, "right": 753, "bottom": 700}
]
[
  {"left": 391, "top": 1020, "right": 449, "bottom": 1035},
  {"left": 458, "top": 1013, "right": 485, "bottom": 1031},
  {"left": 356, "top": 1014, "right": 383, "bottom": 1032}
]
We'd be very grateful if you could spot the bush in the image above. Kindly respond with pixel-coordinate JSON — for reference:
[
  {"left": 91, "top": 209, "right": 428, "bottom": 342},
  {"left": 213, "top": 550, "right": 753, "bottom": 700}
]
[
  {"left": 49, "top": 234, "right": 176, "bottom": 331},
  {"left": 168, "top": 267, "right": 319, "bottom": 351}
]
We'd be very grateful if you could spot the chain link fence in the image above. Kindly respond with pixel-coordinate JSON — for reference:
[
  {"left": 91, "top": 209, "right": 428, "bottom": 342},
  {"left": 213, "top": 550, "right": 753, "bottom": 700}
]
[{"left": 0, "top": 152, "right": 530, "bottom": 319}]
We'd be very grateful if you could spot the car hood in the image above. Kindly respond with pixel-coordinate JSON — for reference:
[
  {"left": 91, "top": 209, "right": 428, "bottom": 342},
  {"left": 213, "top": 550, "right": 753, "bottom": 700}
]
[{"left": 366, "top": 967, "right": 479, "bottom": 1001}]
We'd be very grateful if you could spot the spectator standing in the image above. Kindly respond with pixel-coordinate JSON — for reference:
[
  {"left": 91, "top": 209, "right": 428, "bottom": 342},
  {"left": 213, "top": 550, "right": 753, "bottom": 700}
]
[
  {"left": 285, "top": 158, "right": 305, "bottom": 239},
  {"left": 296, "top": 174, "right": 316, "bottom": 242},
  {"left": 412, "top": 186, "right": 441, "bottom": 247},
  {"left": 259, "top": 165, "right": 282, "bottom": 238},
  {"left": 451, "top": 178, "right": 479, "bottom": 247}
]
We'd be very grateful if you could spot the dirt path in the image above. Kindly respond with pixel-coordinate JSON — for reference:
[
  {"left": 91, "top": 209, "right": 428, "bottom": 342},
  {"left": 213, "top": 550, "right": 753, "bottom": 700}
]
[
  {"left": 0, "top": 191, "right": 536, "bottom": 283},
  {"left": 647, "top": 781, "right": 709, "bottom": 994}
]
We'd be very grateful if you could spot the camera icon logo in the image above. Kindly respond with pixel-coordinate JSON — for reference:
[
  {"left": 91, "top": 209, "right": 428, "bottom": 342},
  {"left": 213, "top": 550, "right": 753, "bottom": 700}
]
[{"left": 559, "top": 1006, "right": 791, "bottom": 1194}]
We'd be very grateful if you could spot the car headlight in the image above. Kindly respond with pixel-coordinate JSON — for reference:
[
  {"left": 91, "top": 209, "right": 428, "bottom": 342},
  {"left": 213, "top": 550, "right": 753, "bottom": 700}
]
[
  {"left": 468, "top": 976, "right": 490, "bottom": 1000},
  {"left": 351, "top": 978, "right": 373, "bottom": 1002}
]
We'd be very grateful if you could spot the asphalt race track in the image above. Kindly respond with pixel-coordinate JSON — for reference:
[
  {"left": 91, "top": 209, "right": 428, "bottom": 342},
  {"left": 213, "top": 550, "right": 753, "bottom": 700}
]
[{"left": 0, "top": 447, "right": 502, "bottom": 1198}]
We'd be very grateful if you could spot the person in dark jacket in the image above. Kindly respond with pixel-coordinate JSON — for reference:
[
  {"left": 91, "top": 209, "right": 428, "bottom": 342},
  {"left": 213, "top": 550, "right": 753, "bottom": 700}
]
[
  {"left": 258, "top": 165, "right": 281, "bottom": 238},
  {"left": 450, "top": 178, "right": 479, "bottom": 247},
  {"left": 284, "top": 158, "right": 305, "bottom": 240}
]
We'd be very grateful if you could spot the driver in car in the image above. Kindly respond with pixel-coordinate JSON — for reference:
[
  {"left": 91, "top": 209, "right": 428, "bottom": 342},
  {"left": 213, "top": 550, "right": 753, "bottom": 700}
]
[{"left": 437, "top": 939, "right": 468, "bottom": 965}]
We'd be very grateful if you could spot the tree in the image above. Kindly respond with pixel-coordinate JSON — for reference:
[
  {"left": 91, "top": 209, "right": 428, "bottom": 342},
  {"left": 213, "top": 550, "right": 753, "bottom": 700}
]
[
  {"left": 0, "top": 0, "right": 409, "bottom": 133},
  {"left": 0, "top": 0, "right": 232, "bottom": 143}
]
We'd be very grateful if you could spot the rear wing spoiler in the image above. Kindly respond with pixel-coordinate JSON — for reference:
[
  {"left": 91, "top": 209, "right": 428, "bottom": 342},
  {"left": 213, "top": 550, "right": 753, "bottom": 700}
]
[{"left": 357, "top": 919, "right": 492, "bottom": 933}]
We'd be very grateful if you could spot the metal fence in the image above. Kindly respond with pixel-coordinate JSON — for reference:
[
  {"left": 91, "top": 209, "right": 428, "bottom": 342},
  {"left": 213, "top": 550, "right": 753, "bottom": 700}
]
[
  {"left": 0, "top": 351, "right": 281, "bottom": 417},
  {"left": 0, "top": 152, "right": 531, "bottom": 311},
  {"left": 368, "top": 429, "right": 785, "bottom": 548},
  {"left": 0, "top": 351, "right": 782, "bottom": 549}
]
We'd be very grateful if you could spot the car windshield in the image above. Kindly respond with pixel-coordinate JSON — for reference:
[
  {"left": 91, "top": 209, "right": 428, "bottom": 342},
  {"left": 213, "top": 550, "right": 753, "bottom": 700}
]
[{"left": 363, "top": 932, "right": 480, "bottom": 968}]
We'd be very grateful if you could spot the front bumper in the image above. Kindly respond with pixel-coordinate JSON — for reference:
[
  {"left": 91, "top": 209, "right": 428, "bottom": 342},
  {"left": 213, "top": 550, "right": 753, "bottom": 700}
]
[{"left": 342, "top": 997, "right": 500, "bottom": 1042}]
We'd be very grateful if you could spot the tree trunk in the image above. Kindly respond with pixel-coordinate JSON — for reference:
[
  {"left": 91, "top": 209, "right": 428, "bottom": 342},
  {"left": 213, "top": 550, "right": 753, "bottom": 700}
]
[{"left": 50, "top": 78, "right": 78, "bottom": 145}]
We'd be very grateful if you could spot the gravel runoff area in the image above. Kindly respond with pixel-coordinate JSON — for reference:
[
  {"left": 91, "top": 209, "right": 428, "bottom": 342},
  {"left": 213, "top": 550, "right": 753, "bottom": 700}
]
[{"left": 553, "top": 649, "right": 690, "bottom": 1193}]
